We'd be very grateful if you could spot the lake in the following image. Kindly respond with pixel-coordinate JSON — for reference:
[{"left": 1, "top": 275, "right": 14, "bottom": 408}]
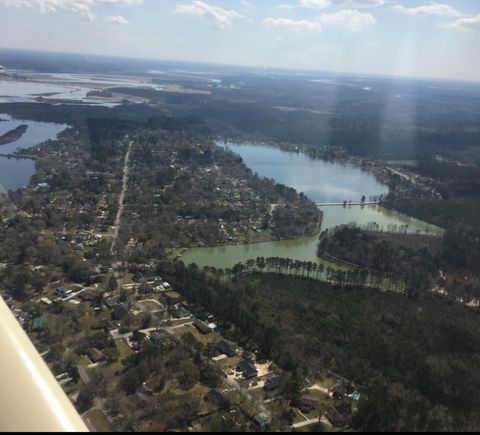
[
  {"left": 181, "top": 142, "right": 442, "bottom": 269},
  {"left": 225, "top": 142, "right": 389, "bottom": 203},
  {"left": 0, "top": 114, "right": 66, "bottom": 192}
]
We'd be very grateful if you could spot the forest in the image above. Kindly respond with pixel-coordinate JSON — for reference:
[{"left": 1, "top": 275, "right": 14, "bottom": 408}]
[
  {"left": 107, "top": 74, "right": 480, "bottom": 161},
  {"left": 385, "top": 154, "right": 480, "bottom": 301},
  {"left": 170, "top": 266, "right": 480, "bottom": 432},
  {"left": 317, "top": 226, "right": 439, "bottom": 296}
]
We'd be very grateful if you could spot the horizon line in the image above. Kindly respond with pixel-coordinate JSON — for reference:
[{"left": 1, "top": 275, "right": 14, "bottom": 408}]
[{"left": 0, "top": 46, "right": 479, "bottom": 85}]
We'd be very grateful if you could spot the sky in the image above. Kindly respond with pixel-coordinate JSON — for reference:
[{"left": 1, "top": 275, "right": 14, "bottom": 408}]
[{"left": 0, "top": 0, "right": 479, "bottom": 81}]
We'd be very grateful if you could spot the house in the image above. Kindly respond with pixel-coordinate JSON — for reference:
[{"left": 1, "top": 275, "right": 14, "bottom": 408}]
[
  {"left": 153, "top": 284, "right": 165, "bottom": 293},
  {"left": 16, "top": 210, "right": 31, "bottom": 218},
  {"left": 143, "top": 275, "right": 162, "bottom": 286},
  {"left": 87, "top": 347, "right": 106, "bottom": 363},
  {"left": 76, "top": 232, "right": 91, "bottom": 242},
  {"left": 325, "top": 407, "right": 347, "bottom": 428},
  {"left": 137, "top": 281, "right": 153, "bottom": 294},
  {"left": 55, "top": 288, "right": 72, "bottom": 299},
  {"left": 253, "top": 413, "right": 270, "bottom": 431},
  {"left": 40, "top": 297, "right": 53, "bottom": 306},
  {"left": 79, "top": 291, "right": 96, "bottom": 303},
  {"left": 217, "top": 340, "right": 236, "bottom": 358},
  {"left": 299, "top": 396, "right": 320, "bottom": 414},
  {"left": 242, "top": 351, "right": 255, "bottom": 362},
  {"left": 193, "top": 320, "right": 211, "bottom": 335},
  {"left": 98, "top": 265, "right": 109, "bottom": 274},
  {"left": 74, "top": 243, "right": 85, "bottom": 251},
  {"left": 132, "top": 270, "right": 144, "bottom": 283},
  {"left": 112, "top": 303, "right": 129, "bottom": 321},
  {"left": 264, "top": 376, "right": 282, "bottom": 392},
  {"left": 204, "top": 390, "right": 231, "bottom": 410},
  {"left": 330, "top": 381, "right": 355, "bottom": 400},
  {"left": 31, "top": 316, "right": 46, "bottom": 332},
  {"left": 98, "top": 320, "right": 115, "bottom": 332},
  {"left": 150, "top": 332, "right": 166, "bottom": 345},
  {"left": 236, "top": 360, "right": 258, "bottom": 379},
  {"left": 172, "top": 305, "right": 191, "bottom": 319},
  {"left": 104, "top": 298, "right": 116, "bottom": 309}
]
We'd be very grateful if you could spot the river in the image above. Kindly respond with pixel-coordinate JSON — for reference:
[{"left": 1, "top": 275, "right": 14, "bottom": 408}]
[
  {"left": 181, "top": 142, "right": 442, "bottom": 269},
  {"left": 0, "top": 114, "right": 66, "bottom": 192}
]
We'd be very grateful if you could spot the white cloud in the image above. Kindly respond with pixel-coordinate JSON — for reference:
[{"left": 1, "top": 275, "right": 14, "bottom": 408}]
[
  {"left": 264, "top": 8, "right": 375, "bottom": 32},
  {"left": 334, "top": 0, "right": 384, "bottom": 7},
  {"left": 318, "top": 9, "right": 376, "bottom": 31},
  {"left": 280, "top": 0, "right": 383, "bottom": 9},
  {"left": 1, "top": 0, "right": 142, "bottom": 21},
  {"left": 106, "top": 15, "right": 129, "bottom": 24},
  {"left": 175, "top": 1, "right": 242, "bottom": 28},
  {"left": 447, "top": 14, "right": 480, "bottom": 30},
  {"left": 392, "top": 2, "right": 462, "bottom": 17},
  {"left": 298, "top": 0, "right": 331, "bottom": 9},
  {"left": 263, "top": 17, "right": 321, "bottom": 31}
]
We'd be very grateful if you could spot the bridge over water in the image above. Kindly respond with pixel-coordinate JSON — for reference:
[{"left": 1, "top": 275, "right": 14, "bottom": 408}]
[{"left": 315, "top": 201, "right": 380, "bottom": 207}]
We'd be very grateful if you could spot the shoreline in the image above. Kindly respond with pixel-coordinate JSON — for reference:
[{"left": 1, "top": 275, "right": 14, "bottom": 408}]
[
  {"left": 218, "top": 137, "right": 445, "bottom": 231},
  {"left": 172, "top": 227, "right": 322, "bottom": 260},
  {"left": 217, "top": 137, "right": 391, "bottom": 188},
  {"left": 176, "top": 141, "right": 444, "bottom": 264}
]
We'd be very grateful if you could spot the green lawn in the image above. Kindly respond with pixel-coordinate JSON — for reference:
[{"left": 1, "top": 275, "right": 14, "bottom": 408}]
[
  {"left": 216, "top": 355, "right": 243, "bottom": 372},
  {"left": 310, "top": 374, "right": 337, "bottom": 390},
  {"left": 110, "top": 338, "right": 133, "bottom": 373},
  {"left": 292, "top": 408, "right": 309, "bottom": 425},
  {"left": 177, "top": 324, "right": 222, "bottom": 346},
  {"left": 138, "top": 300, "right": 164, "bottom": 312},
  {"left": 164, "top": 290, "right": 183, "bottom": 299}
]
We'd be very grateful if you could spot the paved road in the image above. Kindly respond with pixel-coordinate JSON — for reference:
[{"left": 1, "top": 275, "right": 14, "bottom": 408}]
[
  {"left": 308, "top": 384, "right": 330, "bottom": 395},
  {"left": 76, "top": 364, "right": 91, "bottom": 384},
  {"left": 292, "top": 417, "right": 320, "bottom": 429},
  {"left": 111, "top": 139, "right": 133, "bottom": 292},
  {"left": 111, "top": 140, "right": 132, "bottom": 256}
]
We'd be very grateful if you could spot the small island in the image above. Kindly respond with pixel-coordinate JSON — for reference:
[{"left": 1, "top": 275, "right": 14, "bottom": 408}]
[{"left": 0, "top": 124, "right": 28, "bottom": 146}]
